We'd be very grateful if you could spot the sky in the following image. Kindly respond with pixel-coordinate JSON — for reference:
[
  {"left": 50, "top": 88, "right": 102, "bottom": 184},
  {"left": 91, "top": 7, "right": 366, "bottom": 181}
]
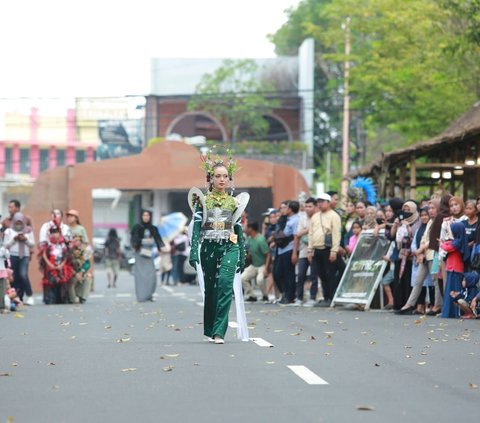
[{"left": 0, "top": 0, "right": 301, "bottom": 98}]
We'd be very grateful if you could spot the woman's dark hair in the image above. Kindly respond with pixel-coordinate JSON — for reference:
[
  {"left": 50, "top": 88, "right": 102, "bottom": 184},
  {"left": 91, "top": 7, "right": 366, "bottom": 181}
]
[
  {"left": 107, "top": 228, "right": 118, "bottom": 239},
  {"left": 429, "top": 194, "right": 452, "bottom": 251}
]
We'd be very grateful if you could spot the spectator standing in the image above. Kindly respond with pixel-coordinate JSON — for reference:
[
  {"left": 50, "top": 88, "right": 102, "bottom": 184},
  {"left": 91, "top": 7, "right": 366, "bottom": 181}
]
[
  {"left": 131, "top": 210, "right": 164, "bottom": 302},
  {"left": 264, "top": 209, "right": 281, "bottom": 302},
  {"left": 275, "top": 201, "right": 300, "bottom": 305},
  {"left": 1, "top": 199, "right": 33, "bottom": 232},
  {"left": 308, "top": 193, "right": 342, "bottom": 307},
  {"left": 65, "top": 210, "right": 92, "bottom": 303},
  {"left": 171, "top": 231, "right": 189, "bottom": 285},
  {"left": 104, "top": 228, "right": 121, "bottom": 288},
  {"left": 242, "top": 222, "right": 270, "bottom": 302},
  {"left": 3, "top": 213, "right": 35, "bottom": 305},
  {"left": 292, "top": 197, "right": 317, "bottom": 306}
]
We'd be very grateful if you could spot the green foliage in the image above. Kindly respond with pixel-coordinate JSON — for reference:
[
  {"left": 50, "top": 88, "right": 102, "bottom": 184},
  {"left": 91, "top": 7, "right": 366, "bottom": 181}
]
[
  {"left": 188, "top": 59, "right": 280, "bottom": 143},
  {"left": 270, "top": 0, "right": 480, "bottom": 166},
  {"left": 204, "top": 140, "right": 307, "bottom": 155}
]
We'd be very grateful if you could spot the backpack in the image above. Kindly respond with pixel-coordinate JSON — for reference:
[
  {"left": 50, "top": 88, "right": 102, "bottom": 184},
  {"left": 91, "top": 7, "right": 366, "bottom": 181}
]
[{"left": 273, "top": 229, "right": 293, "bottom": 248}]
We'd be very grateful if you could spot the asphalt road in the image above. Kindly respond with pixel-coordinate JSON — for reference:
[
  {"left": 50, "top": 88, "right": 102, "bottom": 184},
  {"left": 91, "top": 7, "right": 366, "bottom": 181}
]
[{"left": 1, "top": 269, "right": 479, "bottom": 423}]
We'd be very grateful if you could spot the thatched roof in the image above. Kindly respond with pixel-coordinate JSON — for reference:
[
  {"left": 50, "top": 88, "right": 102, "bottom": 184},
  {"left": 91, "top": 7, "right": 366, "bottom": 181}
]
[{"left": 350, "top": 102, "right": 480, "bottom": 177}]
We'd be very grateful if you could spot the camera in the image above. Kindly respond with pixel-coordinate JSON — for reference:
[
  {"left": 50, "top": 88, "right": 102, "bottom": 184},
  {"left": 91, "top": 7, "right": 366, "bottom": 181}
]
[{"left": 376, "top": 218, "right": 385, "bottom": 225}]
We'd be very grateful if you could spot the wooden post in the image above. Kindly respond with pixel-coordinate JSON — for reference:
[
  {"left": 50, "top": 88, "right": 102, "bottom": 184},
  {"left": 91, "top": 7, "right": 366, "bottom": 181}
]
[
  {"left": 409, "top": 156, "right": 416, "bottom": 201},
  {"left": 399, "top": 165, "right": 406, "bottom": 199},
  {"left": 388, "top": 169, "right": 395, "bottom": 198}
]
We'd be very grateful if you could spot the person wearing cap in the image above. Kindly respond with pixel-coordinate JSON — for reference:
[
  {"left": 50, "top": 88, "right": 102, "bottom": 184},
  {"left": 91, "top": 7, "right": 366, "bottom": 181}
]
[
  {"left": 308, "top": 193, "right": 341, "bottom": 307},
  {"left": 66, "top": 210, "right": 89, "bottom": 244}
]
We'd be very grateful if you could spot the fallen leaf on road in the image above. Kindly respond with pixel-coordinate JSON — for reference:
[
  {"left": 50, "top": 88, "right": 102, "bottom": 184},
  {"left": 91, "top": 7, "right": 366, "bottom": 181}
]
[
  {"left": 160, "top": 356, "right": 165, "bottom": 360},
  {"left": 52, "top": 385, "right": 60, "bottom": 390},
  {"left": 266, "top": 361, "right": 275, "bottom": 365},
  {"left": 324, "top": 331, "right": 335, "bottom": 335},
  {"left": 469, "top": 383, "right": 478, "bottom": 389},
  {"left": 417, "top": 362, "right": 427, "bottom": 366},
  {"left": 370, "top": 341, "right": 377, "bottom": 345},
  {"left": 11, "top": 362, "right": 18, "bottom": 367},
  {"left": 15, "top": 313, "right": 24, "bottom": 318},
  {"left": 60, "top": 322, "right": 70, "bottom": 326},
  {"left": 284, "top": 352, "right": 295, "bottom": 356},
  {"left": 374, "top": 363, "right": 380, "bottom": 367},
  {"left": 78, "top": 323, "right": 88, "bottom": 326},
  {"left": 117, "top": 337, "right": 131, "bottom": 343},
  {"left": 47, "top": 362, "right": 56, "bottom": 366},
  {"left": 274, "top": 329, "right": 284, "bottom": 333},
  {"left": 104, "top": 325, "right": 112, "bottom": 329},
  {"left": 356, "top": 405, "right": 375, "bottom": 411},
  {"left": 121, "top": 368, "right": 137, "bottom": 372},
  {"left": 165, "top": 354, "right": 180, "bottom": 358},
  {"left": 163, "top": 366, "right": 174, "bottom": 372},
  {"left": 174, "top": 328, "right": 181, "bottom": 332},
  {"left": 290, "top": 332, "right": 301, "bottom": 336},
  {"left": 193, "top": 363, "right": 199, "bottom": 366},
  {"left": 70, "top": 336, "right": 76, "bottom": 340},
  {"left": 0, "top": 373, "right": 12, "bottom": 377},
  {"left": 318, "top": 320, "right": 329, "bottom": 324},
  {"left": 310, "top": 336, "right": 316, "bottom": 340}
]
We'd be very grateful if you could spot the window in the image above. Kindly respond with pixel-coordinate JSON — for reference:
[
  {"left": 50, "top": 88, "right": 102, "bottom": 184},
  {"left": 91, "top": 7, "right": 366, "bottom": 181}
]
[
  {"left": 75, "top": 149, "right": 86, "bottom": 164},
  {"left": 20, "top": 149, "right": 30, "bottom": 174},
  {"left": 5, "top": 147, "right": 12, "bottom": 173},
  {"left": 40, "top": 149, "right": 49, "bottom": 172},
  {"left": 57, "top": 149, "right": 65, "bottom": 166}
]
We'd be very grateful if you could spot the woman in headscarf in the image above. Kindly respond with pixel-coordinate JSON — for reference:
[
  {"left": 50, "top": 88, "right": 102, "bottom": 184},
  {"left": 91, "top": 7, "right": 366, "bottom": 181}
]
[
  {"left": 391, "top": 200, "right": 420, "bottom": 311},
  {"left": 3, "top": 213, "right": 35, "bottom": 305},
  {"left": 440, "top": 222, "right": 469, "bottom": 318},
  {"left": 130, "top": 210, "right": 164, "bottom": 302}
]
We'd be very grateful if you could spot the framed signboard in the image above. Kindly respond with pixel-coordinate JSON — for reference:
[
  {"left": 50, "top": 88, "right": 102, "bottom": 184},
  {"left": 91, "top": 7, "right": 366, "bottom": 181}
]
[{"left": 331, "top": 230, "right": 393, "bottom": 310}]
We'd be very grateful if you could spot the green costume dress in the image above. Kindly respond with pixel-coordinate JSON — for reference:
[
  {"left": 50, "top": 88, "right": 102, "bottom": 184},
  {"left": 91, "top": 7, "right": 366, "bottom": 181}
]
[{"left": 188, "top": 188, "right": 249, "bottom": 341}]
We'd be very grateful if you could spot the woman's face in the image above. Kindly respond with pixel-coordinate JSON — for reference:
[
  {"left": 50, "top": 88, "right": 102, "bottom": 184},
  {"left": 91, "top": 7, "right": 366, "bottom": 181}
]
[
  {"left": 476, "top": 199, "right": 480, "bottom": 213},
  {"left": 212, "top": 165, "right": 229, "bottom": 191},
  {"left": 13, "top": 220, "right": 24, "bottom": 232},
  {"left": 355, "top": 202, "right": 366, "bottom": 218},
  {"left": 402, "top": 204, "right": 411, "bottom": 213},
  {"left": 376, "top": 210, "right": 386, "bottom": 221},
  {"left": 420, "top": 211, "right": 429, "bottom": 224},
  {"left": 346, "top": 202, "right": 355, "bottom": 215},
  {"left": 365, "top": 207, "right": 376, "bottom": 220},
  {"left": 428, "top": 202, "right": 438, "bottom": 219},
  {"left": 465, "top": 202, "right": 476, "bottom": 218},
  {"left": 449, "top": 200, "right": 461, "bottom": 216},
  {"left": 384, "top": 205, "right": 394, "bottom": 221},
  {"left": 142, "top": 212, "right": 151, "bottom": 224},
  {"left": 352, "top": 223, "right": 361, "bottom": 235}
]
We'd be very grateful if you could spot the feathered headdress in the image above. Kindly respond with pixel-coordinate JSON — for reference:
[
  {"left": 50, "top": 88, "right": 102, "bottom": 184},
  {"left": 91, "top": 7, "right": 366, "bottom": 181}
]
[
  {"left": 200, "top": 147, "right": 240, "bottom": 193},
  {"left": 348, "top": 177, "right": 377, "bottom": 205}
]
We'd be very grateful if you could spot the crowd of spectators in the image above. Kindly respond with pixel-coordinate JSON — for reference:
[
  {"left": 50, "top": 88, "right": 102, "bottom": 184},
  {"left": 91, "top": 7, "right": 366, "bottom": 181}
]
[{"left": 240, "top": 191, "right": 480, "bottom": 319}]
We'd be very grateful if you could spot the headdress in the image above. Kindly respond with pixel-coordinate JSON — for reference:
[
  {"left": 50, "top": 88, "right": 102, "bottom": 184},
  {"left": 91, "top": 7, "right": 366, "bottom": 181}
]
[
  {"left": 347, "top": 177, "right": 377, "bottom": 205},
  {"left": 200, "top": 147, "right": 240, "bottom": 193}
]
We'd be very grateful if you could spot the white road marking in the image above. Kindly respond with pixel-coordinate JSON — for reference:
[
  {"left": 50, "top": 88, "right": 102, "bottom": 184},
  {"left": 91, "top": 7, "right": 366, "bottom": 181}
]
[
  {"left": 89, "top": 294, "right": 105, "bottom": 299},
  {"left": 228, "top": 321, "right": 238, "bottom": 328},
  {"left": 161, "top": 286, "right": 174, "bottom": 293},
  {"left": 115, "top": 293, "right": 132, "bottom": 298},
  {"left": 187, "top": 298, "right": 196, "bottom": 302},
  {"left": 250, "top": 337, "right": 274, "bottom": 347},
  {"left": 287, "top": 365, "right": 329, "bottom": 385},
  {"left": 171, "top": 292, "right": 186, "bottom": 297}
]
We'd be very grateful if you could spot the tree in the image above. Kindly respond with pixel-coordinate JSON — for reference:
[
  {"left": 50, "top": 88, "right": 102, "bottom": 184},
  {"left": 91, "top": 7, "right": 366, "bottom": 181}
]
[
  {"left": 270, "top": 0, "right": 480, "bottom": 166},
  {"left": 188, "top": 59, "right": 280, "bottom": 145}
]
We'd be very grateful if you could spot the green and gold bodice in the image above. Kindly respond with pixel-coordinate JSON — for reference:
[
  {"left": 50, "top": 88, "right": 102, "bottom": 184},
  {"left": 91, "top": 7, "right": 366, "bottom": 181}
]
[{"left": 205, "top": 190, "right": 237, "bottom": 211}]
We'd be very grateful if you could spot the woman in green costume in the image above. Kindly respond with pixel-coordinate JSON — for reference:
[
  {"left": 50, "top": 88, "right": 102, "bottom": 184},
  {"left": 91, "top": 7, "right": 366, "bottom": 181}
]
[{"left": 188, "top": 150, "right": 249, "bottom": 344}]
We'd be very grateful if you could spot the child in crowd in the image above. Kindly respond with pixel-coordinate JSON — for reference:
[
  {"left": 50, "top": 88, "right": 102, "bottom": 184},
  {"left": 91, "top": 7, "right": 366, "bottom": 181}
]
[
  {"left": 39, "top": 226, "right": 73, "bottom": 305},
  {"left": 449, "top": 271, "right": 479, "bottom": 319},
  {"left": 0, "top": 241, "right": 10, "bottom": 312},
  {"left": 440, "top": 222, "right": 469, "bottom": 318},
  {"left": 346, "top": 221, "right": 362, "bottom": 256}
]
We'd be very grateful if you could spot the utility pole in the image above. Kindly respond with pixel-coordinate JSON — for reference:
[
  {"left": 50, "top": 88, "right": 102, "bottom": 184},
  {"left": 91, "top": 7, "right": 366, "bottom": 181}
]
[{"left": 341, "top": 17, "right": 351, "bottom": 206}]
